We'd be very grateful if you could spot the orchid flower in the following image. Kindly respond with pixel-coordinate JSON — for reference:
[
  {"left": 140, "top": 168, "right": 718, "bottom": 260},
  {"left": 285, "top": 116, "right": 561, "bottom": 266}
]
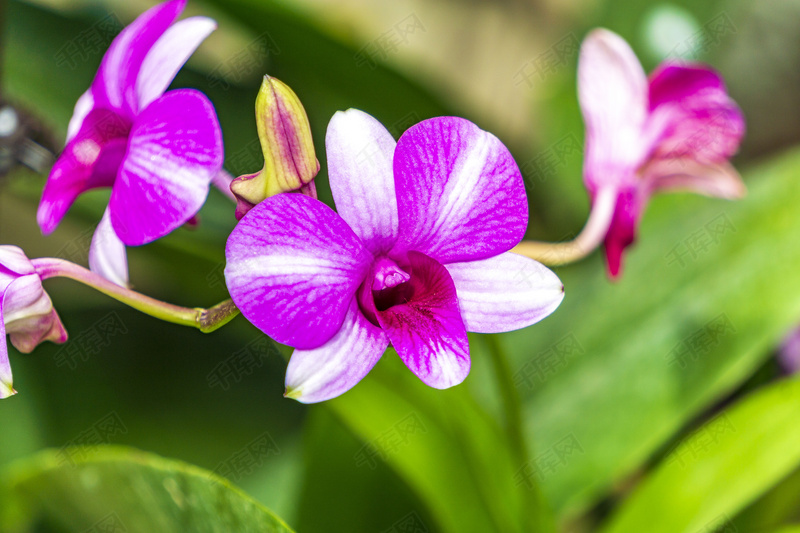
[
  {"left": 225, "top": 111, "right": 564, "bottom": 403},
  {"left": 578, "top": 29, "right": 745, "bottom": 277},
  {"left": 37, "top": 0, "right": 223, "bottom": 286},
  {"left": 1, "top": 246, "right": 68, "bottom": 398}
]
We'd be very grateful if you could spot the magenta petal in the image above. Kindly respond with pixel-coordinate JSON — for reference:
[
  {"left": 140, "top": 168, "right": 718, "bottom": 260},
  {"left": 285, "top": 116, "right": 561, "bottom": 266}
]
[
  {"left": 376, "top": 251, "right": 470, "bottom": 389},
  {"left": 603, "top": 188, "right": 644, "bottom": 279},
  {"left": 89, "top": 209, "right": 129, "bottom": 287},
  {"left": 38, "top": 110, "right": 130, "bottom": 235},
  {"left": 326, "top": 109, "right": 398, "bottom": 254},
  {"left": 109, "top": 89, "right": 223, "bottom": 245},
  {"left": 393, "top": 117, "right": 527, "bottom": 263},
  {"left": 225, "top": 194, "right": 373, "bottom": 350},
  {"left": 91, "top": 0, "right": 185, "bottom": 115},
  {"left": 647, "top": 64, "right": 744, "bottom": 163},
  {"left": 285, "top": 299, "right": 388, "bottom": 403},
  {"left": 446, "top": 252, "right": 564, "bottom": 333},
  {"left": 136, "top": 16, "right": 217, "bottom": 110}
]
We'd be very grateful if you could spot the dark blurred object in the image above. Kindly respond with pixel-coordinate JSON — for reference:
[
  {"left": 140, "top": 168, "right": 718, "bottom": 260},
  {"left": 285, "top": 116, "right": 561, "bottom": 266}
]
[{"left": 0, "top": 99, "right": 56, "bottom": 177}]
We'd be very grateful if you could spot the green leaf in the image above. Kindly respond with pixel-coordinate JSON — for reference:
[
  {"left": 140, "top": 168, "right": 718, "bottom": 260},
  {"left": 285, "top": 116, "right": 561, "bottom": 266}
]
[
  {"left": 599, "top": 377, "right": 800, "bottom": 533},
  {"left": 0, "top": 446, "right": 295, "bottom": 533},
  {"left": 326, "top": 349, "right": 553, "bottom": 533},
  {"left": 498, "top": 148, "right": 800, "bottom": 518}
]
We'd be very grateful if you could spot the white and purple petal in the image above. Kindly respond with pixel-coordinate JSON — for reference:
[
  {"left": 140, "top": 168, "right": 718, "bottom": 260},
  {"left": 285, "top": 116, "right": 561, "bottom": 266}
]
[
  {"left": 109, "top": 89, "right": 223, "bottom": 245},
  {"left": 644, "top": 158, "right": 746, "bottom": 199},
  {"left": 285, "top": 299, "right": 388, "bottom": 403},
  {"left": 225, "top": 194, "right": 373, "bottom": 350},
  {"left": 0, "top": 308, "right": 13, "bottom": 398},
  {"left": 326, "top": 109, "right": 398, "bottom": 254},
  {"left": 2, "top": 277, "right": 67, "bottom": 354},
  {"left": 445, "top": 252, "right": 564, "bottom": 333},
  {"left": 91, "top": 0, "right": 185, "bottom": 116},
  {"left": 375, "top": 251, "right": 470, "bottom": 389},
  {"left": 136, "top": 16, "right": 217, "bottom": 110},
  {"left": 578, "top": 28, "right": 649, "bottom": 192},
  {"left": 89, "top": 209, "right": 130, "bottom": 287},
  {"left": 393, "top": 117, "right": 527, "bottom": 264}
]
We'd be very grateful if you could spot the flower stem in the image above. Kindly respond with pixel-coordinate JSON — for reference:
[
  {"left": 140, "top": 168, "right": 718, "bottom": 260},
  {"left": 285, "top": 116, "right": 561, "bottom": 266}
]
[
  {"left": 31, "top": 258, "right": 238, "bottom": 333},
  {"left": 212, "top": 169, "right": 237, "bottom": 203},
  {"left": 484, "top": 334, "right": 556, "bottom": 533},
  {"left": 512, "top": 187, "right": 617, "bottom": 266}
]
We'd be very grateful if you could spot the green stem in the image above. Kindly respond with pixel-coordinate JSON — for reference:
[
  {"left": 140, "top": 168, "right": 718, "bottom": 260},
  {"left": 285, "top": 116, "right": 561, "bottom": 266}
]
[
  {"left": 31, "top": 258, "right": 239, "bottom": 332},
  {"left": 484, "top": 334, "right": 556, "bottom": 533}
]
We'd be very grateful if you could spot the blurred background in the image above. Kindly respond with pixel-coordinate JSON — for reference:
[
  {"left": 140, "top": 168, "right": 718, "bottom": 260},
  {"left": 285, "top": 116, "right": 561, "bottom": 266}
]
[{"left": 2, "top": 0, "right": 800, "bottom": 531}]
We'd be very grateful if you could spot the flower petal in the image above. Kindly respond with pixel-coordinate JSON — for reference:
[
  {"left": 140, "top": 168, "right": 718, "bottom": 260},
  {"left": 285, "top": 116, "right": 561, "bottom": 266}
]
[
  {"left": 3, "top": 277, "right": 67, "bottom": 354},
  {"left": 393, "top": 117, "right": 527, "bottom": 263},
  {"left": 0, "top": 307, "right": 14, "bottom": 398},
  {"left": 376, "top": 251, "right": 470, "bottom": 389},
  {"left": 0, "top": 246, "right": 35, "bottom": 277},
  {"left": 91, "top": 0, "right": 185, "bottom": 115},
  {"left": 603, "top": 187, "right": 644, "bottom": 279},
  {"left": 89, "top": 209, "right": 130, "bottom": 287},
  {"left": 578, "top": 29, "right": 649, "bottom": 191},
  {"left": 647, "top": 63, "right": 745, "bottom": 163},
  {"left": 285, "top": 299, "right": 388, "bottom": 403},
  {"left": 136, "top": 16, "right": 217, "bottom": 110},
  {"left": 109, "top": 89, "right": 223, "bottom": 245},
  {"left": 66, "top": 90, "right": 95, "bottom": 143},
  {"left": 646, "top": 158, "right": 746, "bottom": 199},
  {"left": 445, "top": 252, "right": 564, "bottom": 333},
  {"left": 225, "top": 193, "right": 373, "bottom": 350},
  {"left": 38, "top": 110, "right": 130, "bottom": 235},
  {"left": 326, "top": 109, "right": 398, "bottom": 254}
]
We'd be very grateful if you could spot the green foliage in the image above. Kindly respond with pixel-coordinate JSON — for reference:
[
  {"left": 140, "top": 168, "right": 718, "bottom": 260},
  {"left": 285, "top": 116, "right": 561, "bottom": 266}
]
[{"left": 0, "top": 446, "right": 295, "bottom": 533}]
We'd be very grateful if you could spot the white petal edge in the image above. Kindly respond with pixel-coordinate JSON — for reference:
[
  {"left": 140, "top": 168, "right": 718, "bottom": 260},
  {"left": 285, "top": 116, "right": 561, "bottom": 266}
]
[
  {"left": 89, "top": 209, "right": 130, "bottom": 287},
  {"left": 66, "top": 90, "right": 95, "bottom": 144},
  {"left": 285, "top": 299, "right": 388, "bottom": 403},
  {"left": 136, "top": 17, "right": 217, "bottom": 111},
  {"left": 326, "top": 109, "right": 399, "bottom": 254},
  {"left": 446, "top": 252, "right": 564, "bottom": 333},
  {"left": 0, "top": 297, "right": 15, "bottom": 398}
]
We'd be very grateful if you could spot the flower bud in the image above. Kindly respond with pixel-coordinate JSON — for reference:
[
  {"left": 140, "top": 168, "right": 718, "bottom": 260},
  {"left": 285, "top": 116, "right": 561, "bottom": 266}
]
[
  {"left": 1, "top": 245, "right": 68, "bottom": 398},
  {"left": 231, "top": 76, "right": 319, "bottom": 220}
]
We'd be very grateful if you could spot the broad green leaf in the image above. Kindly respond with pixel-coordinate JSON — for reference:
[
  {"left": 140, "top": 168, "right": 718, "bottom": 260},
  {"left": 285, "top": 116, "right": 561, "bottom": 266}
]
[
  {"left": 600, "top": 377, "right": 800, "bottom": 533},
  {"left": 0, "top": 446, "right": 295, "bottom": 533},
  {"left": 501, "top": 148, "right": 800, "bottom": 519}
]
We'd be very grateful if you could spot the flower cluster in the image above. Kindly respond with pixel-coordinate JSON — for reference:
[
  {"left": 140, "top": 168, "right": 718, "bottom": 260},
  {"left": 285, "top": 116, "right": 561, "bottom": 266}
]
[{"left": 0, "top": 2, "right": 746, "bottom": 402}]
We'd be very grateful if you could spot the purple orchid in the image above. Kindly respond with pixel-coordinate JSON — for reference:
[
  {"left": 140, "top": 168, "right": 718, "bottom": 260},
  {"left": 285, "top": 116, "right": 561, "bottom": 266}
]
[
  {"left": 225, "top": 110, "right": 564, "bottom": 403},
  {"left": 37, "top": 0, "right": 223, "bottom": 286},
  {"left": 1, "top": 246, "right": 68, "bottom": 398},
  {"left": 579, "top": 29, "right": 745, "bottom": 278}
]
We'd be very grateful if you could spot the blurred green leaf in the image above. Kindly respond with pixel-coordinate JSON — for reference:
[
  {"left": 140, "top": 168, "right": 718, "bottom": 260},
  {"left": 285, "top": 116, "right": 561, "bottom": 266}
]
[
  {"left": 0, "top": 446, "right": 295, "bottom": 533},
  {"left": 500, "top": 148, "right": 800, "bottom": 520},
  {"left": 326, "top": 350, "right": 554, "bottom": 533},
  {"left": 599, "top": 377, "right": 800, "bottom": 533},
  {"left": 296, "top": 408, "right": 438, "bottom": 533},
  {"left": 731, "top": 464, "right": 800, "bottom": 532}
]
